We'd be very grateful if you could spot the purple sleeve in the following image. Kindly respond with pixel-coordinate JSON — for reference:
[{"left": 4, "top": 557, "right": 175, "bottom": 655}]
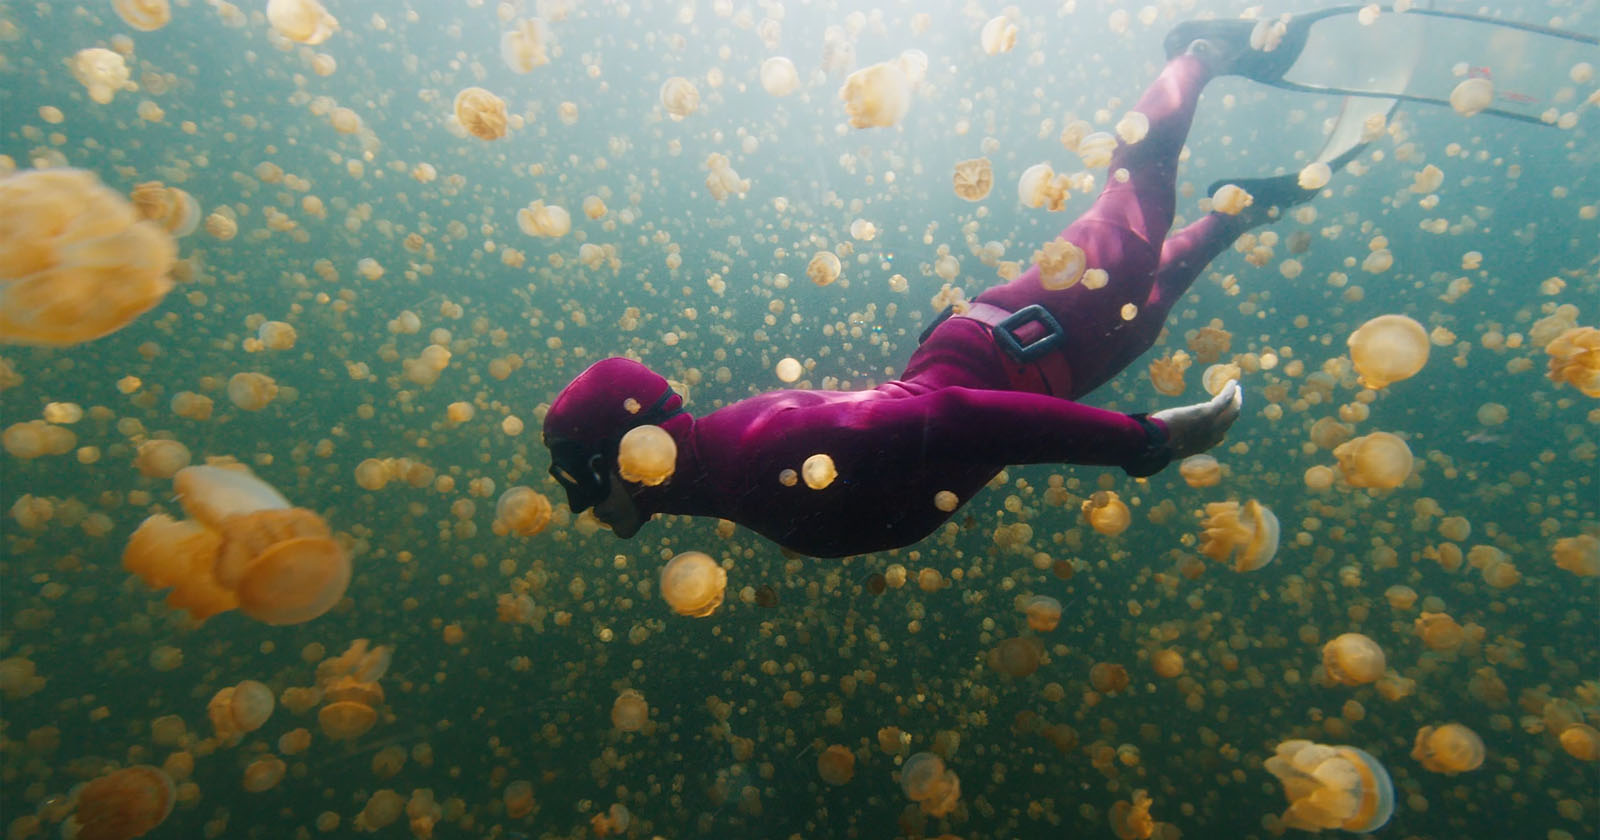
[{"left": 838, "top": 387, "right": 1160, "bottom": 469}]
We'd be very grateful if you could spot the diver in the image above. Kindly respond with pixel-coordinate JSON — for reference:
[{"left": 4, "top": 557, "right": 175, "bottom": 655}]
[{"left": 542, "top": 22, "right": 1367, "bottom": 558}]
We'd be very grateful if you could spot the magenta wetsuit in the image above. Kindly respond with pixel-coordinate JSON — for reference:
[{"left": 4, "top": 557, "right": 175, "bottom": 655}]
[{"left": 557, "top": 55, "right": 1256, "bottom": 558}]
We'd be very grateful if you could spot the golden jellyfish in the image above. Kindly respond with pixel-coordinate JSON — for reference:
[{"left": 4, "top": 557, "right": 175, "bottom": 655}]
[
  {"left": 1197, "top": 499, "right": 1280, "bottom": 571},
  {"left": 0, "top": 168, "right": 176, "bottom": 346},
  {"left": 134, "top": 439, "right": 190, "bottom": 479},
  {"left": 990, "top": 636, "right": 1042, "bottom": 678},
  {"left": 611, "top": 689, "right": 648, "bottom": 732},
  {"left": 1034, "top": 239, "right": 1086, "bottom": 290},
  {"left": 1148, "top": 350, "right": 1191, "bottom": 396},
  {"left": 1333, "top": 432, "right": 1413, "bottom": 489},
  {"left": 500, "top": 18, "right": 550, "bottom": 73},
  {"left": 1152, "top": 649, "right": 1185, "bottom": 679},
  {"left": 617, "top": 424, "right": 676, "bottom": 486},
  {"left": 257, "top": 320, "right": 297, "bottom": 350},
  {"left": 319, "top": 700, "right": 378, "bottom": 740},
  {"left": 113, "top": 0, "right": 171, "bottom": 31},
  {"left": 71, "top": 765, "right": 176, "bottom": 840},
  {"left": 493, "top": 486, "right": 551, "bottom": 536},
  {"left": 1018, "top": 162, "right": 1070, "bottom": 211},
  {"left": 1321, "top": 633, "right": 1386, "bottom": 686},
  {"left": 839, "top": 61, "right": 911, "bottom": 129},
  {"left": 356, "top": 790, "right": 404, "bottom": 831},
  {"left": 582, "top": 195, "right": 607, "bottom": 219},
  {"left": 659, "top": 76, "right": 700, "bottom": 119},
  {"left": 980, "top": 15, "right": 1018, "bottom": 54},
  {"left": 1090, "top": 662, "right": 1131, "bottom": 694},
  {"left": 1414, "top": 611, "right": 1464, "bottom": 651},
  {"left": 659, "top": 551, "right": 726, "bottom": 617},
  {"left": 124, "top": 465, "right": 350, "bottom": 625},
  {"left": 454, "top": 87, "right": 508, "bottom": 140},
  {"left": 1110, "top": 789, "right": 1156, "bottom": 840},
  {"left": 71, "top": 48, "right": 136, "bottom": 104},
  {"left": 1411, "top": 723, "right": 1484, "bottom": 773},
  {"left": 1210, "top": 184, "right": 1254, "bottom": 215},
  {"left": 806, "top": 250, "right": 842, "bottom": 286},
  {"left": 226, "top": 372, "right": 277, "bottom": 411},
  {"left": 1178, "top": 454, "right": 1221, "bottom": 487},
  {"left": 516, "top": 200, "right": 570, "bottom": 237},
  {"left": 1449, "top": 77, "right": 1494, "bottom": 116},
  {"left": 1021, "top": 594, "right": 1062, "bottom": 632},
  {"left": 1298, "top": 161, "right": 1332, "bottom": 190},
  {"left": 1083, "top": 490, "right": 1131, "bottom": 536},
  {"left": 503, "top": 780, "right": 535, "bottom": 819},
  {"left": 759, "top": 56, "right": 800, "bottom": 97},
  {"left": 241, "top": 756, "right": 286, "bottom": 792},
  {"left": 1383, "top": 584, "right": 1418, "bottom": 610},
  {"left": 802, "top": 453, "right": 837, "bottom": 489},
  {"left": 266, "top": 0, "right": 339, "bottom": 45},
  {"left": 900, "top": 752, "right": 961, "bottom": 818},
  {"left": 1348, "top": 314, "right": 1429, "bottom": 388},
  {"left": 209, "top": 679, "right": 274, "bottom": 741},
  {"left": 1544, "top": 326, "right": 1600, "bottom": 396},
  {"left": 775, "top": 357, "right": 804, "bottom": 383},
  {"left": 952, "top": 157, "right": 993, "bottom": 201},
  {"left": 204, "top": 210, "right": 237, "bottom": 240},
  {"left": 1265, "top": 741, "right": 1394, "bottom": 833},
  {"left": 817, "top": 745, "right": 856, "bottom": 785},
  {"left": 1559, "top": 724, "right": 1600, "bottom": 761},
  {"left": 1553, "top": 534, "right": 1599, "bottom": 577}
]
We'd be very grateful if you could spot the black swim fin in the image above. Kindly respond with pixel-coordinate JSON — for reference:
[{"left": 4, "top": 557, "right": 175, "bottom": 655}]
[
  {"left": 1204, "top": 138, "right": 1369, "bottom": 223},
  {"left": 1163, "top": 16, "right": 1314, "bottom": 82}
]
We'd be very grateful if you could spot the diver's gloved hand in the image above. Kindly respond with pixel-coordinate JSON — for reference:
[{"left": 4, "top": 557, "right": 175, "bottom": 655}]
[{"left": 1152, "top": 380, "right": 1243, "bottom": 459}]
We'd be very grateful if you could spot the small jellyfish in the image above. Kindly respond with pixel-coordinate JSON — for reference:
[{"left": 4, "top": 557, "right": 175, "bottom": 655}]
[
  {"left": 1333, "top": 432, "right": 1413, "bottom": 490},
  {"left": 113, "top": 0, "right": 171, "bottom": 31},
  {"left": 1264, "top": 740, "right": 1394, "bottom": 833},
  {"left": 227, "top": 372, "right": 278, "bottom": 411},
  {"left": 1021, "top": 595, "right": 1062, "bottom": 632},
  {"left": 1321, "top": 633, "right": 1386, "bottom": 686},
  {"left": 70, "top": 48, "right": 136, "bottom": 104},
  {"left": 1411, "top": 723, "right": 1484, "bottom": 773},
  {"left": 952, "top": 157, "right": 993, "bottom": 201},
  {"left": 1449, "top": 77, "right": 1494, "bottom": 116},
  {"left": 72, "top": 765, "right": 176, "bottom": 840},
  {"left": 1148, "top": 351, "right": 1192, "bottom": 396},
  {"left": 801, "top": 453, "right": 837, "bottom": 489},
  {"left": 1210, "top": 184, "right": 1254, "bottom": 215},
  {"left": 266, "top": 0, "right": 339, "bottom": 45},
  {"left": 990, "top": 636, "right": 1042, "bottom": 678},
  {"left": 817, "top": 745, "right": 856, "bottom": 785},
  {"left": 759, "top": 57, "right": 800, "bottom": 97},
  {"left": 775, "top": 357, "right": 803, "bottom": 383},
  {"left": 1177, "top": 454, "right": 1221, "bottom": 488},
  {"left": 1544, "top": 326, "right": 1600, "bottom": 397},
  {"left": 899, "top": 752, "right": 961, "bottom": 817},
  {"left": 1115, "top": 111, "right": 1150, "bottom": 145},
  {"left": 980, "top": 15, "right": 1018, "bottom": 55},
  {"left": 1083, "top": 491, "right": 1131, "bottom": 536},
  {"left": 241, "top": 756, "right": 287, "bottom": 792},
  {"left": 659, "top": 551, "right": 727, "bottom": 617},
  {"left": 1298, "top": 161, "right": 1332, "bottom": 190},
  {"left": 134, "top": 439, "right": 191, "bottom": 479},
  {"left": 500, "top": 18, "right": 550, "bottom": 73},
  {"left": 1197, "top": 499, "right": 1280, "bottom": 571},
  {"left": 493, "top": 486, "right": 552, "bottom": 536},
  {"left": 318, "top": 700, "right": 378, "bottom": 741},
  {"left": 1018, "top": 162, "right": 1069, "bottom": 211},
  {"left": 503, "top": 780, "right": 535, "bottom": 819},
  {"left": 1553, "top": 534, "right": 1599, "bottom": 577},
  {"left": 617, "top": 424, "right": 676, "bottom": 486},
  {"left": 611, "top": 690, "right": 648, "bottom": 732},
  {"left": 1033, "top": 239, "right": 1086, "bottom": 290},
  {"left": 659, "top": 77, "right": 700, "bottom": 119},
  {"left": 1558, "top": 724, "right": 1600, "bottom": 761},
  {"left": 453, "top": 87, "right": 508, "bottom": 141},
  {"left": 838, "top": 61, "right": 911, "bottom": 129},
  {"left": 0, "top": 168, "right": 176, "bottom": 346},
  {"left": 516, "top": 201, "right": 570, "bottom": 237},
  {"left": 1348, "top": 314, "right": 1429, "bottom": 388}
]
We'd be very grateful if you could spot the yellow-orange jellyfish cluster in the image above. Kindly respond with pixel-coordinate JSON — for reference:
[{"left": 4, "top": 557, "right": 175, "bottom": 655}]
[
  {"left": 1, "top": 168, "right": 177, "bottom": 346},
  {"left": 1544, "top": 326, "right": 1600, "bottom": 397},
  {"left": 208, "top": 679, "right": 274, "bottom": 744},
  {"left": 900, "top": 752, "right": 961, "bottom": 817},
  {"left": 70, "top": 48, "right": 136, "bottom": 104},
  {"left": 123, "top": 464, "right": 350, "bottom": 625},
  {"left": 1264, "top": 740, "right": 1394, "bottom": 833},
  {"left": 1348, "top": 314, "right": 1429, "bottom": 389},
  {"left": 313, "top": 639, "right": 391, "bottom": 741},
  {"left": 454, "top": 87, "right": 508, "bottom": 141},
  {"left": 1197, "top": 499, "right": 1280, "bottom": 571}
]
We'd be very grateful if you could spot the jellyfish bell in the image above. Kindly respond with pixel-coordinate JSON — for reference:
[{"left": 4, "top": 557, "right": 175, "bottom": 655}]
[
  {"left": 493, "top": 486, "right": 552, "bottom": 536},
  {"left": 611, "top": 690, "right": 648, "bottom": 732},
  {"left": 1321, "top": 633, "right": 1386, "bottom": 686},
  {"left": 319, "top": 700, "right": 377, "bottom": 740},
  {"left": 1265, "top": 740, "right": 1394, "bottom": 833},
  {"left": 233, "top": 535, "right": 351, "bottom": 625},
  {"left": 1411, "top": 723, "right": 1484, "bottom": 773},
  {"left": 1198, "top": 499, "right": 1280, "bottom": 572},
  {"left": 71, "top": 765, "right": 177, "bottom": 840},
  {"left": 1177, "top": 454, "right": 1221, "bottom": 487},
  {"left": 817, "top": 744, "right": 856, "bottom": 785},
  {"left": 1333, "top": 432, "right": 1413, "bottom": 490},
  {"left": 659, "top": 551, "right": 727, "bottom": 617},
  {"left": 759, "top": 56, "right": 800, "bottom": 96},
  {"left": 616, "top": 424, "right": 676, "bottom": 486},
  {"left": 838, "top": 61, "right": 911, "bottom": 129},
  {"left": 1021, "top": 594, "right": 1062, "bottom": 632},
  {"left": 952, "top": 157, "right": 993, "bottom": 201},
  {"left": 1348, "top": 315, "right": 1429, "bottom": 389},
  {"left": 266, "top": 0, "right": 339, "bottom": 45}
]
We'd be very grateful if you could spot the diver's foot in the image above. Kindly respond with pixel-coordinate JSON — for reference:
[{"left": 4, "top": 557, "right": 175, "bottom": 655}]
[{"left": 1163, "top": 18, "right": 1300, "bottom": 81}]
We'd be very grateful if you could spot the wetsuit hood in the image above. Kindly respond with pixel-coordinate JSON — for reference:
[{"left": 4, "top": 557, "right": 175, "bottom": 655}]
[{"left": 543, "top": 357, "right": 688, "bottom": 513}]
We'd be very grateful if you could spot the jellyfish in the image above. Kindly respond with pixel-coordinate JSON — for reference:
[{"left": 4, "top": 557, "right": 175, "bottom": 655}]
[
  {"left": 517, "top": 200, "right": 570, "bottom": 237},
  {"left": 617, "top": 425, "right": 676, "bottom": 486},
  {"left": 801, "top": 453, "right": 837, "bottom": 489},
  {"left": 226, "top": 372, "right": 278, "bottom": 411},
  {"left": 123, "top": 465, "right": 350, "bottom": 625},
  {"left": 113, "top": 0, "right": 171, "bottom": 31},
  {"left": 659, "top": 76, "right": 700, "bottom": 119},
  {"left": 1264, "top": 740, "right": 1394, "bottom": 833},
  {"left": 1544, "top": 326, "right": 1600, "bottom": 397},
  {"left": 990, "top": 636, "right": 1042, "bottom": 678},
  {"left": 1321, "top": 633, "right": 1386, "bottom": 686},
  {"left": 1449, "top": 77, "right": 1494, "bottom": 116},
  {"left": 900, "top": 752, "right": 961, "bottom": 817},
  {"left": 1411, "top": 723, "right": 1484, "bottom": 773},
  {"left": 659, "top": 551, "right": 727, "bottom": 617},
  {"left": 1333, "top": 432, "right": 1413, "bottom": 489},
  {"left": 1197, "top": 499, "right": 1280, "bottom": 571},
  {"left": 503, "top": 781, "right": 535, "bottom": 819},
  {"left": 134, "top": 439, "right": 190, "bottom": 479},
  {"left": 1559, "top": 724, "right": 1600, "bottom": 761},
  {"left": 952, "top": 157, "right": 993, "bottom": 201},
  {"left": 759, "top": 56, "right": 799, "bottom": 96},
  {"left": 500, "top": 18, "right": 550, "bottom": 73},
  {"left": 611, "top": 690, "right": 648, "bottom": 732},
  {"left": 453, "top": 87, "right": 508, "bottom": 140},
  {"left": 1089, "top": 662, "right": 1131, "bottom": 694},
  {"left": 1034, "top": 239, "right": 1086, "bottom": 290},
  {"left": 1348, "top": 314, "right": 1429, "bottom": 388},
  {"left": 1148, "top": 351, "right": 1191, "bottom": 396},
  {"left": 1210, "top": 184, "right": 1254, "bottom": 215},
  {"left": 0, "top": 168, "right": 176, "bottom": 346},
  {"left": 838, "top": 61, "right": 911, "bottom": 129},
  {"left": 1178, "top": 454, "right": 1221, "bottom": 488},
  {"left": 266, "top": 0, "right": 338, "bottom": 44},
  {"left": 71, "top": 765, "right": 176, "bottom": 840},
  {"left": 1083, "top": 491, "right": 1131, "bottom": 536},
  {"left": 493, "top": 486, "right": 552, "bottom": 536},
  {"left": 980, "top": 15, "right": 1018, "bottom": 54},
  {"left": 1021, "top": 595, "right": 1062, "bottom": 632},
  {"left": 1553, "top": 534, "right": 1599, "bottom": 577},
  {"left": 1298, "top": 161, "right": 1332, "bottom": 190},
  {"left": 319, "top": 700, "right": 378, "bottom": 740},
  {"left": 1018, "top": 163, "right": 1070, "bottom": 211},
  {"left": 241, "top": 756, "right": 287, "bottom": 792},
  {"left": 70, "top": 48, "right": 136, "bottom": 104},
  {"left": 817, "top": 745, "right": 856, "bottom": 785},
  {"left": 806, "top": 251, "right": 842, "bottom": 286},
  {"left": 775, "top": 357, "right": 804, "bottom": 383}
]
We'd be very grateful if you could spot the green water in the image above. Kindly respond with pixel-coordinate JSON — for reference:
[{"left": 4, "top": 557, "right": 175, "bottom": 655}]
[{"left": 1, "top": 1, "right": 1596, "bottom": 838}]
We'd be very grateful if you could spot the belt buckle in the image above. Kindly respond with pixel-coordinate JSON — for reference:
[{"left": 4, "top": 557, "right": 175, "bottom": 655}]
[{"left": 993, "top": 304, "right": 1064, "bottom": 363}]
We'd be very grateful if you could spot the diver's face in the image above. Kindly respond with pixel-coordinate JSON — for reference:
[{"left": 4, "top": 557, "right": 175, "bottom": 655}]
[{"left": 592, "top": 469, "right": 644, "bottom": 538}]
